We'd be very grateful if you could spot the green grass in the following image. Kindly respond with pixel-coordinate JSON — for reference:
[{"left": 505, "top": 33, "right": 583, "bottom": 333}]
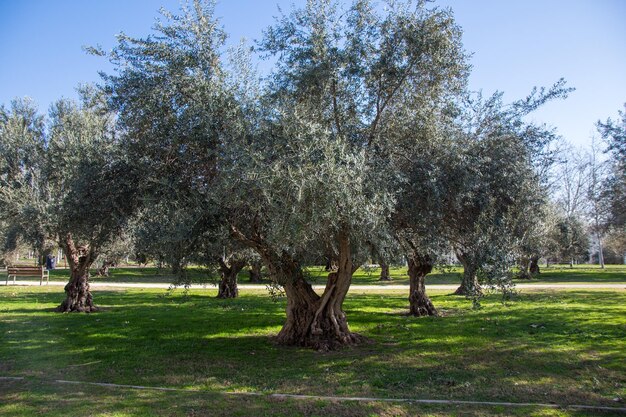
[
  {"left": 0, "top": 286, "right": 624, "bottom": 416},
  {"left": 3, "top": 263, "right": 625, "bottom": 286}
]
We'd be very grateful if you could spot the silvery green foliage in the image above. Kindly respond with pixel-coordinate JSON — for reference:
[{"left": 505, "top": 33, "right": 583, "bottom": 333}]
[
  {"left": 239, "top": 0, "right": 469, "bottom": 266},
  {"left": 101, "top": 0, "right": 470, "bottom": 282},
  {"left": 441, "top": 88, "right": 568, "bottom": 295},
  {"left": 102, "top": 0, "right": 261, "bottom": 282},
  {"left": 549, "top": 214, "right": 590, "bottom": 263},
  {"left": 100, "top": 0, "right": 231, "bottom": 206},
  {"left": 0, "top": 90, "right": 137, "bottom": 258},
  {"left": 0, "top": 99, "right": 48, "bottom": 252}
]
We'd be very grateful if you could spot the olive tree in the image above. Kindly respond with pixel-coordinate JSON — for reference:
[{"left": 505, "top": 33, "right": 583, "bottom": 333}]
[
  {"left": 102, "top": 0, "right": 466, "bottom": 349},
  {"left": 442, "top": 86, "right": 570, "bottom": 296},
  {"left": 0, "top": 93, "right": 138, "bottom": 311},
  {"left": 232, "top": 0, "right": 468, "bottom": 348}
]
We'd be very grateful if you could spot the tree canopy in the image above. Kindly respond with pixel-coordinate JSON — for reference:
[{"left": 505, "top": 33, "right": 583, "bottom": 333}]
[{"left": 0, "top": 0, "right": 584, "bottom": 350}]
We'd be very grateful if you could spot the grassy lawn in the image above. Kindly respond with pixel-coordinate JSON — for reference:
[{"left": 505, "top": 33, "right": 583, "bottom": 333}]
[
  {"left": 0, "top": 286, "right": 624, "bottom": 416},
  {"left": 2, "top": 263, "right": 625, "bottom": 286}
]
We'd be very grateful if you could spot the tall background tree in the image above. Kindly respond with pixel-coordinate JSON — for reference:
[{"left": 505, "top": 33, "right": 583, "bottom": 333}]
[{"left": 597, "top": 104, "right": 626, "bottom": 263}]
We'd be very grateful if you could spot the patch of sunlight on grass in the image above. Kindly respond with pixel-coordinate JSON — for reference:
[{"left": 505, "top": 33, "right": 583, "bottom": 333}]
[
  {"left": 200, "top": 330, "right": 274, "bottom": 339},
  {"left": 88, "top": 333, "right": 128, "bottom": 340}
]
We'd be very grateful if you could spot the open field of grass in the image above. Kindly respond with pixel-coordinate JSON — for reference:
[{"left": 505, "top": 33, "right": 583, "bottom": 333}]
[
  {"left": 1, "top": 286, "right": 624, "bottom": 416},
  {"left": 2, "top": 263, "right": 626, "bottom": 286}
]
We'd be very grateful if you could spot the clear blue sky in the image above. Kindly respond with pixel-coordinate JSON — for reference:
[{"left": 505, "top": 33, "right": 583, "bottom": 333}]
[{"left": 1, "top": 0, "right": 624, "bottom": 148}]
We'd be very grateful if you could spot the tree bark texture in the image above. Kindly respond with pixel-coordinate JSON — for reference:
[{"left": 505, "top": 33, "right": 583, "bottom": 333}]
[
  {"left": 454, "top": 252, "right": 481, "bottom": 296},
  {"left": 57, "top": 234, "right": 96, "bottom": 313},
  {"left": 407, "top": 253, "right": 437, "bottom": 316},
  {"left": 97, "top": 260, "right": 111, "bottom": 277},
  {"left": 248, "top": 261, "right": 262, "bottom": 283},
  {"left": 230, "top": 226, "right": 360, "bottom": 350},
  {"left": 597, "top": 236, "right": 605, "bottom": 269},
  {"left": 276, "top": 231, "right": 360, "bottom": 350},
  {"left": 529, "top": 255, "right": 541, "bottom": 275},
  {"left": 217, "top": 258, "right": 246, "bottom": 299},
  {"left": 379, "top": 259, "right": 391, "bottom": 281},
  {"left": 517, "top": 257, "right": 531, "bottom": 280}
]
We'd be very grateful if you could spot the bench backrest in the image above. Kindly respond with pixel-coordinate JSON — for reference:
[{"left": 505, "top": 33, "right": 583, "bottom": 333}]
[{"left": 7, "top": 266, "right": 45, "bottom": 276}]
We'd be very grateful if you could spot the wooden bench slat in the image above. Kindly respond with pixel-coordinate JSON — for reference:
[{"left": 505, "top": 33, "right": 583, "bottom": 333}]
[
  {"left": 6, "top": 266, "right": 49, "bottom": 286},
  {"left": 8, "top": 266, "right": 43, "bottom": 272},
  {"left": 8, "top": 268, "right": 44, "bottom": 273}
]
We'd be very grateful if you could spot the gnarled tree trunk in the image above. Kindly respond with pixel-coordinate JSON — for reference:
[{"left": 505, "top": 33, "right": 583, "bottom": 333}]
[
  {"left": 57, "top": 234, "right": 97, "bottom": 313},
  {"left": 517, "top": 257, "right": 531, "bottom": 280},
  {"left": 97, "top": 260, "right": 111, "bottom": 277},
  {"left": 529, "top": 255, "right": 541, "bottom": 275},
  {"left": 276, "top": 231, "right": 360, "bottom": 350},
  {"left": 217, "top": 257, "right": 246, "bottom": 299},
  {"left": 231, "top": 226, "right": 360, "bottom": 350},
  {"left": 407, "top": 253, "right": 437, "bottom": 316},
  {"left": 248, "top": 261, "right": 262, "bottom": 283},
  {"left": 454, "top": 252, "right": 481, "bottom": 296},
  {"left": 379, "top": 259, "right": 391, "bottom": 281}
]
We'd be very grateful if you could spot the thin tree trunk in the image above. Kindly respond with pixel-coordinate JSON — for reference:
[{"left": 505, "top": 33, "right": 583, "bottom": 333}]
[
  {"left": 379, "top": 259, "right": 391, "bottom": 281},
  {"left": 597, "top": 235, "right": 605, "bottom": 269},
  {"left": 454, "top": 252, "right": 481, "bottom": 296},
  {"left": 217, "top": 258, "right": 245, "bottom": 299},
  {"left": 57, "top": 234, "right": 96, "bottom": 313},
  {"left": 407, "top": 253, "right": 437, "bottom": 316}
]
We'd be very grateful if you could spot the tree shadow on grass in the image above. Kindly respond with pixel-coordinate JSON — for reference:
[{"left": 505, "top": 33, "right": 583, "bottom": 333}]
[{"left": 1, "top": 289, "right": 624, "bottom": 409}]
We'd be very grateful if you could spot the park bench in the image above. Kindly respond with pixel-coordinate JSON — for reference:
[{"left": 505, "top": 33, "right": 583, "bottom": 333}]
[{"left": 6, "top": 266, "right": 49, "bottom": 285}]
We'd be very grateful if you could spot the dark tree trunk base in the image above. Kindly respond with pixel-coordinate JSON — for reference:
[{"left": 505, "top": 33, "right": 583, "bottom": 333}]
[
  {"left": 276, "top": 282, "right": 363, "bottom": 351},
  {"left": 217, "top": 275, "right": 239, "bottom": 299},
  {"left": 529, "top": 256, "right": 541, "bottom": 275},
  {"left": 407, "top": 253, "right": 437, "bottom": 317},
  {"left": 454, "top": 253, "right": 482, "bottom": 296},
  {"left": 57, "top": 277, "right": 96, "bottom": 313},
  {"left": 452, "top": 274, "right": 482, "bottom": 296},
  {"left": 409, "top": 291, "right": 437, "bottom": 316},
  {"left": 248, "top": 263, "right": 262, "bottom": 283},
  {"left": 230, "top": 226, "right": 359, "bottom": 351},
  {"left": 452, "top": 284, "right": 482, "bottom": 296},
  {"left": 57, "top": 236, "right": 96, "bottom": 313},
  {"left": 275, "top": 306, "right": 364, "bottom": 351},
  {"left": 378, "top": 261, "right": 391, "bottom": 281},
  {"left": 217, "top": 258, "right": 245, "bottom": 299}
]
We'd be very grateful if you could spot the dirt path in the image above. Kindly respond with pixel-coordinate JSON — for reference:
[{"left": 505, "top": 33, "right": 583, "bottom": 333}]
[{"left": 3, "top": 281, "right": 625, "bottom": 290}]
